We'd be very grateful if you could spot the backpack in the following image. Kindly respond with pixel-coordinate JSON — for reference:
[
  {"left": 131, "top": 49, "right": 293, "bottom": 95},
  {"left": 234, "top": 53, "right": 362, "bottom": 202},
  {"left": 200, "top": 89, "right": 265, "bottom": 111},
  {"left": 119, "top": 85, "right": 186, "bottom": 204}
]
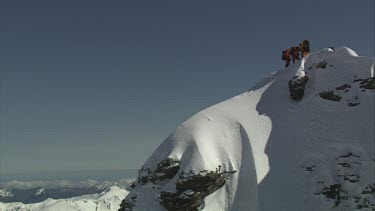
[{"left": 282, "top": 51, "right": 286, "bottom": 60}]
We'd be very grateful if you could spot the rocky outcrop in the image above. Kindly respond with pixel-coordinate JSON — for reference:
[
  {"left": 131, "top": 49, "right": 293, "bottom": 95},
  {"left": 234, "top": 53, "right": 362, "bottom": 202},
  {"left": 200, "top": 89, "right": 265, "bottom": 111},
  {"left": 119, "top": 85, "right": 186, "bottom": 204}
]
[
  {"left": 319, "top": 91, "right": 342, "bottom": 102},
  {"left": 312, "top": 153, "right": 374, "bottom": 210},
  {"left": 337, "top": 152, "right": 361, "bottom": 183},
  {"left": 119, "top": 158, "right": 181, "bottom": 211},
  {"left": 119, "top": 199, "right": 135, "bottom": 211},
  {"left": 316, "top": 184, "right": 346, "bottom": 207},
  {"left": 288, "top": 76, "right": 309, "bottom": 100},
  {"left": 159, "top": 170, "right": 236, "bottom": 211},
  {"left": 119, "top": 158, "right": 236, "bottom": 211},
  {"left": 335, "top": 84, "right": 351, "bottom": 91},
  {"left": 354, "top": 77, "right": 375, "bottom": 90},
  {"left": 137, "top": 158, "right": 180, "bottom": 185},
  {"left": 315, "top": 61, "right": 328, "bottom": 69}
]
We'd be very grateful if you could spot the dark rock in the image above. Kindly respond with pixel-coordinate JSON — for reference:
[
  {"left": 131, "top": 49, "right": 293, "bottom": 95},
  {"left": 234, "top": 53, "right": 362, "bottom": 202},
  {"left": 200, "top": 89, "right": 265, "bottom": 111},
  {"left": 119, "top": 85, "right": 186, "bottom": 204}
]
[
  {"left": 118, "top": 199, "right": 135, "bottom": 211},
  {"left": 362, "top": 184, "right": 375, "bottom": 195},
  {"left": 340, "top": 174, "right": 360, "bottom": 183},
  {"left": 335, "top": 84, "right": 351, "bottom": 90},
  {"left": 159, "top": 191, "right": 204, "bottom": 211},
  {"left": 129, "top": 183, "right": 136, "bottom": 189},
  {"left": 339, "top": 152, "right": 360, "bottom": 158},
  {"left": 151, "top": 158, "right": 180, "bottom": 183},
  {"left": 360, "top": 77, "right": 375, "bottom": 90},
  {"left": 348, "top": 102, "right": 360, "bottom": 107},
  {"left": 137, "top": 158, "right": 180, "bottom": 184},
  {"left": 305, "top": 165, "right": 316, "bottom": 172},
  {"left": 315, "top": 61, "right": 327, "bottom": 69},
  {"left": 353, "top": 77, "right": 375, "bottom": 90},
  {"left": 318, "top": 184, "right": 345, "bottom": 207},
  {"left": 159, "top": 170, "right": 236, "bottom": 211},
  {"left": 319, "top": 91, "right": 341, "bottom": 102},
  {"left": 288, "top": 76, "right": 309, "bottom": 100}
]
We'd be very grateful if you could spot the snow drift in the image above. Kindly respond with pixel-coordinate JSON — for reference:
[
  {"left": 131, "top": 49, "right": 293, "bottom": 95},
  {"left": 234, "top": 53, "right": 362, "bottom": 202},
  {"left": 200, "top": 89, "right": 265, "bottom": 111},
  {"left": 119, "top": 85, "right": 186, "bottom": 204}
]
[{"left": 120, "top": 47, "right": 375, "bottom": 211}]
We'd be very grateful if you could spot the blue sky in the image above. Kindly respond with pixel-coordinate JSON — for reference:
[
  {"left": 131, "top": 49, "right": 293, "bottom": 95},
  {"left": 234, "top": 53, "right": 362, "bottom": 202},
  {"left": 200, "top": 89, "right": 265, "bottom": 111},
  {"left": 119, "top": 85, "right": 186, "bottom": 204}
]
[{"left": 1, "top": 0, "right": 374, "bottom": 180}]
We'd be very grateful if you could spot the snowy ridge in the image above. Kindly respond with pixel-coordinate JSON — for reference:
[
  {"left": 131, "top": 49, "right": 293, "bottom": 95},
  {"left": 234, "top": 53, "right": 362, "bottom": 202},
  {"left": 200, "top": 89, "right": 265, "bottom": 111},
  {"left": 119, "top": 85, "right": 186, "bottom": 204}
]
[{"left": 122, "top": 47, "right": 375, "bottom": 211}]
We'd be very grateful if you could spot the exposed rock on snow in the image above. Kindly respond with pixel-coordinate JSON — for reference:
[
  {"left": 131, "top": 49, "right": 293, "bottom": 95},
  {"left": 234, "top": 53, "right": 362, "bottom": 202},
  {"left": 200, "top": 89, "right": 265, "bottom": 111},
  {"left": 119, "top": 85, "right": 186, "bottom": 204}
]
[
  {"left": 354, "top": 77, "right": 375, "bottom": 90},
  {"left": 316, "top": 184, "right": 345, "bottom": 207},
  {"left": 159, "top": 170, "right": 236, "bottom": 211},
  {"left": 335, "top": 83, "right": 351, "bottom": 91},
  {"left": 319, "top": 91, "right": 342, "bottom": 101},
  {"left": 288, "top": 76, "right": 309, "bottom": 100},
  {"left": 315, "top": 61, "right": 328, "bottom": 69}
]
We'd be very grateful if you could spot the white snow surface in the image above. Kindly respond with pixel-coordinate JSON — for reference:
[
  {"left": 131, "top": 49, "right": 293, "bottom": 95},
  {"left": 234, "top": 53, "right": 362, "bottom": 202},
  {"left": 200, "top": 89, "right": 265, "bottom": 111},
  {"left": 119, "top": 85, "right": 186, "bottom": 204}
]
[
  {"left": 125, "top": 47, "right": 375, "bottom": 211},
  {"left": 0, "top": 186, "right": 129, "bottom": 211}
]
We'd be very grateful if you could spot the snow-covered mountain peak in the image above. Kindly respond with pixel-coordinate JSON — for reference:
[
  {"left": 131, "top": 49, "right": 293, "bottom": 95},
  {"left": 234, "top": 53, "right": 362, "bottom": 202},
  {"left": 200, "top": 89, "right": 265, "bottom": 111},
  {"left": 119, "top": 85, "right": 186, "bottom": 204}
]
[
  {"left": 120, "top": 47, "right": 374, "bottom": 211},
  {"left": 0, "top": 47, "right": 373, "bottom": 211}
]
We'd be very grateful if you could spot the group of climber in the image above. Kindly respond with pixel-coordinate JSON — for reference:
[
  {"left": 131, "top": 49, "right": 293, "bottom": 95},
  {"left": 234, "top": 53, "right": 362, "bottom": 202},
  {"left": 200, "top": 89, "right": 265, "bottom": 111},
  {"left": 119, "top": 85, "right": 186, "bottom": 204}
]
[{"left": 282, "top": 40, "right": 310, "bottom": 68}]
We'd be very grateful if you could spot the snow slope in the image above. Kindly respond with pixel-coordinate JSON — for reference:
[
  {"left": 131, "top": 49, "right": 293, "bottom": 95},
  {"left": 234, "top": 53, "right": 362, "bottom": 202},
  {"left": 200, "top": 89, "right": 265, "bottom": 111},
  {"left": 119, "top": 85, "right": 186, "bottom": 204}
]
[
  {"left": 0, "top": 186, "right": 129, "bottom": 211},
  {"left": 122, "top": 47, "right": 375, "bottom": 211}
]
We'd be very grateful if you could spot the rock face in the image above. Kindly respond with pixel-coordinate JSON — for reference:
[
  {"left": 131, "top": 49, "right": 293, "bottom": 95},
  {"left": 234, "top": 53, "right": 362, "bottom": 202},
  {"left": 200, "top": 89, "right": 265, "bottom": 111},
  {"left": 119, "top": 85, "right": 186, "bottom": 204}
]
[
  {"left": 354, "top": 77, "right": 375, "bottom": 90},
  {"left": 119, "top": 158, "right": 181, "bottom": 211},
  {"left": 159, "top": 170, "right": 235, "bottom": 211},
  {"left": 319, "top": 91, "right": 342, "bottom": 102},
  {"left": 311, "top": 152, "right": 375, "bottom": 210},
  {"left": 133, "top": 158, "right": 181, "bottom": 185},
  {"left": 288, "top": 76, "right": 309, "bottom": 100},
  {"left": 119, "top": 199, "right": 136, "bottom": 211},
  {"left": 335, "top": 83, "right": 351, "bottom": 91},
  {"left": 118, "top": 158, "right": 236, "bottom": 211},
  {"left": 315, "top": 61, "right": 328, "bottom": 69}
]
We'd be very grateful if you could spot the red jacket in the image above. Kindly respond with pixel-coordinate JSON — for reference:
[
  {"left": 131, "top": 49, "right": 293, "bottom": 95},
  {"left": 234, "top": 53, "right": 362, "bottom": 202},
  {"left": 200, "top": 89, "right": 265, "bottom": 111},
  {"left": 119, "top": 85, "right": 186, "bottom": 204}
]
[
  {"left": 284, "top": 51, "right": 291, "bottom": 59},
  {"left": 291, "top": 49, "right": 299, "bottom": 58}
]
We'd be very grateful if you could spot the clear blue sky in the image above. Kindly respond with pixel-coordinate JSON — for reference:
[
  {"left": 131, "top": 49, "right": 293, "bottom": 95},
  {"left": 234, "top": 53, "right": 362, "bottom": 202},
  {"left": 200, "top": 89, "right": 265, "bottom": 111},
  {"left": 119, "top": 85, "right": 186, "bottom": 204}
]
[{"left": 1, "top": 0, "right": 374, "bottom": 180}]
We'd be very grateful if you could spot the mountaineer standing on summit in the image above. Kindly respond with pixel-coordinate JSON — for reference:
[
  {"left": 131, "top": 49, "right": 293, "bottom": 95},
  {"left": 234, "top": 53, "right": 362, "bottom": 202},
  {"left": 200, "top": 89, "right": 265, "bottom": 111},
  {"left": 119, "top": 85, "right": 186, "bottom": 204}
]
[
  {"left": 291, "top": 46, "right": 300, "bottom": 64},
  {"left": 282, "top": 48, "right": 292, "bottom": 68},
  {"left": 299, "top": 40, "right": 310, "bottom": 58}
]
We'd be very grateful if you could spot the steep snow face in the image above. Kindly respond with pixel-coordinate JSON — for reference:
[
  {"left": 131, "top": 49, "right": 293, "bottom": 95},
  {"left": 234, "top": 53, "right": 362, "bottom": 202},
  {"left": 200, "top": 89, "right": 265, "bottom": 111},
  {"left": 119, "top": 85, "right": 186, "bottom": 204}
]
[
  {"left": 0, "top": 186, "right": 129, "bottom": 211},
  {"left": 123, "top": 47, "right": 374, "bottom": 211}
]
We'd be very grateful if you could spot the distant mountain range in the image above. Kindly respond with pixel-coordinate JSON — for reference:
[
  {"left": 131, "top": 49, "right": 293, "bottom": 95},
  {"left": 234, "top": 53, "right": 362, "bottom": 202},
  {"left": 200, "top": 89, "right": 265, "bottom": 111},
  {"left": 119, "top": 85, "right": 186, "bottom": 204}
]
[{"left": 0, "top": 178, "right": 134, "bottom": 204}]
